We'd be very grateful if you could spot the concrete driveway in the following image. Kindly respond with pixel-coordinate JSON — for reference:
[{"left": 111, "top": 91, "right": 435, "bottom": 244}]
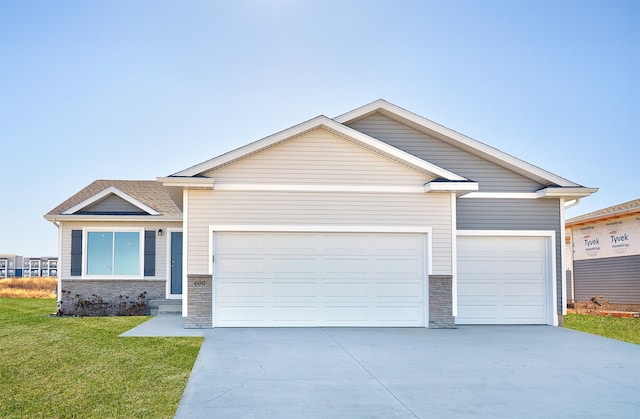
[{"left": 163, "top": 326, "right": 639, "bottom": 418}]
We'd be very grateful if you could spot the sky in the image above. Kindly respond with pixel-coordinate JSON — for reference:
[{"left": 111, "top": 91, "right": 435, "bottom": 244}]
[{"left": 0, "top": 0, "right": 638, "bottom": 256}]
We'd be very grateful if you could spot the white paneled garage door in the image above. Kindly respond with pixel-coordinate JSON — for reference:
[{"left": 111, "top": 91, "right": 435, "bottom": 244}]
[
  {"left": 456, "top": 235, "right": 549, "bottom": 325},
  {"left": 214, "top": 232, "right": 426, "bottom": 327}
]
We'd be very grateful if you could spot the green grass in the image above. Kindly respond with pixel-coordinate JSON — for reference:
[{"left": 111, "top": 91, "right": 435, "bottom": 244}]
[
  {"left": 565, "top": 313, "right": 640, "bottom": 344},
  {"left": 0, "top": 298, "right": 203, "bottom": 418}
]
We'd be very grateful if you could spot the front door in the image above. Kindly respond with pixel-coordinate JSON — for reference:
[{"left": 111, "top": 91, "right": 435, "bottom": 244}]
[{"left": 170, "top": 232, "right": 183, "bottom": 295}]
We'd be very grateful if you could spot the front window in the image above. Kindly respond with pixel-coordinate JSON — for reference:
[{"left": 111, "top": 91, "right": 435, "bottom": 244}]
[{"left": 86, "top": 231, "right": 141, "bottom": 276}]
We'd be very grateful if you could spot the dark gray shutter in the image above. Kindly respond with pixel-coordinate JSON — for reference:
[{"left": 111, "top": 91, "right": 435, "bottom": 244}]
[
  {"left": 71, "top": 230, "right": 82, "bottom": 276},
  {"left": 144, "top": 231, "right": 156, "bottom": 276}
]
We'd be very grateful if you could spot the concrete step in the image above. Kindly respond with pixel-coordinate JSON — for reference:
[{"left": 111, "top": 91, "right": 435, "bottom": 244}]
[{"left": 149, "top": 299, "right": 182, "bottom": 316}]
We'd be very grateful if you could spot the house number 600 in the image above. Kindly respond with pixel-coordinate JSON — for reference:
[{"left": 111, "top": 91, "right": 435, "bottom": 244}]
[{"left": 193, "top": 280, "right": 207, "bottom": 286}]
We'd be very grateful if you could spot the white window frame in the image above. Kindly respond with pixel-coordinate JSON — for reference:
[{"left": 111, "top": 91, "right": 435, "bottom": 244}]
[{"left": 82, "top": 227, "right": 145, "bottom": 279}]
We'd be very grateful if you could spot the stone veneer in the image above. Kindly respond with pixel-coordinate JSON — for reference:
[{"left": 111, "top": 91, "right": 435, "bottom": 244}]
[
  {"left": 59, "top": 279, "right": 165, "bottom": 315},
  {"left": 185, "top": 274, "right": 212, "bottom": 328},
  {"left": 429, "top": 275, "right": 455, "bottom": 328}
]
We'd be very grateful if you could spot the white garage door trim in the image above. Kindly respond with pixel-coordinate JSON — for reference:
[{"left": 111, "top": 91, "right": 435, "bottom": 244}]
[
  {"left": 456, "top": 230, "right": 557, "bottom": 326},
  {"left": 209, "top": 225, "right": 432, "bottom": 327}
]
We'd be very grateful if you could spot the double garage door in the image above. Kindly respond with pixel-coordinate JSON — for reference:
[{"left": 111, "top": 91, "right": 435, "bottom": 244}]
[
  {"left": 211, "top": 232, "right": 551, "bottom": 327},
  {"left": 214, "top": 232, "right": 426, "bottom": 327},
  {"left": 456, "top": 235, "right": 550, "bottom": 325}
]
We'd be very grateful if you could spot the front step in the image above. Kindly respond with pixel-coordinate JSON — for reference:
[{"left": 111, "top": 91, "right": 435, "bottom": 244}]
[{"left": 149, "top": 299, "right": 182, "bottom": 315}]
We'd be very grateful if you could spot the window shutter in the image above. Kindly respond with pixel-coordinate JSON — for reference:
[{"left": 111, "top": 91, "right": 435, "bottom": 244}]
[
  {"left": 144, "top": 231, "right": 156, "bottom": 276},
  {"left": 71, "top": 230, "right": 82, "bottom": 276}
]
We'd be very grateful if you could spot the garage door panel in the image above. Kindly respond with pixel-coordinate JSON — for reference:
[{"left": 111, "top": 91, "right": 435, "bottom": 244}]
[
  {"left": 374, "top": 234, "right": 424, "bottom": 255},
  {"left": 323, "top": 258, "right": 369, "bottom": 274},
  {"left": 217, "top": 281, "right": 266, "bottom": 298},
  {"left": 457, "top": 235, "right": 549, "bottom": 325},
  {"left": 503, "top": 305, "right": 546, "bottom": 322},
  {"left": 214, "top": 232, "right": 426, "bottom": 327},
  {"left": 503, "top": 282, "right": 544, "bottom": 297},
  {"left": 374, "top": 305, "right": 423, "bottom": 323},
  {"left": 272, "top": 234, "right": 318, "bottom": 253},
  {"left": 458, "top": 260, "right": 497, "bottom": 275},
  {"left": 272, "top": 257, "right": 317, "bottom": 274},
  {"left": 271, "top": 281, "right": 319, "bottom": 298},
  {"left": 375, "top": 282, "right": 423, "bottom": 299},
  {"left": 271, "top": 305, "right": 320, "bottom": 322},
  {"left": 458, "top": 282, "right": 498, "bottom": 296},
  {"left": 218, "top": 257, "right": 266, "bottom": 275},
  {"left": 324, "top": 305, "right": 370, "bottom": 322},
  {"left": 374, "top": 258, "right": 422, "bottom": 274}
]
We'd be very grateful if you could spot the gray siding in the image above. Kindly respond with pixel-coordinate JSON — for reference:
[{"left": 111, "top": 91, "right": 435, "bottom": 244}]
[
  {"left": 457, "top": 198, "right": 563, "bottom": 313},
  {"left": 348, "top": 113, "right": 544, "bottom": 192},
  {"left": 573, "top": 255, "right": 640, "bottom": 305},
  {"left": 83, "top": 195, "right": 145, "bottom": 214}
]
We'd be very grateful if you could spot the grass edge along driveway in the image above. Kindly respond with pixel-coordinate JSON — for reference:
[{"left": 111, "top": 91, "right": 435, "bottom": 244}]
[
  {"left": 0, "top": 298, "right": 203, "bottom": 419},
  {"left": 564, "top": 312, "right": 640, "bottom": 344}
]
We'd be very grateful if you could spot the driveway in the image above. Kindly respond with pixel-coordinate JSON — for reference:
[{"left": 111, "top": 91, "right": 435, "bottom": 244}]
[{"left": 169, "top": 326, "right": 639, "bottom": 418}]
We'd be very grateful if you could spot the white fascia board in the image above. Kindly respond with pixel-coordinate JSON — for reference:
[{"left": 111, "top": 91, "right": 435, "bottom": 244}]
[
  {"left": 210, "top": 224, "right": 433, "bottom": 233},
  {"left": 44, "top": 214, "right": 182, "bottom": 222},
  {"left": 424, "top": 181, "right": 479, "bottom": 193},
  {"left": 171, "top": 115, "right": 466, "bottom": 181},
  {"left": 536, "top": 187, "right": 599, "bottom": 199},
  {"left": 212, "top": 183, "right": 426, "bottom": 193},
  {"left": 158, "top": 177, "right": 215, "bottom": 189},
  {"left": 335, "top": 100, "right": 581, "bottom": 187},
  {"left": 61, "top": 186, "right": 160, "bottom": 215}
]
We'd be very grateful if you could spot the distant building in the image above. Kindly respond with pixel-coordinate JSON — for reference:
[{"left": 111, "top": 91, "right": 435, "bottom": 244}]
[
  {"left": 0, "top": 255, "right": 58, "bottom": 278},
  {"left": 565, "top": 198, "right": 639, "bottom": 305}
]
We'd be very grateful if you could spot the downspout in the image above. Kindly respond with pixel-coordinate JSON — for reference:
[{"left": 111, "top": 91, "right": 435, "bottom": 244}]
[{"left": 564, "top": 198, "right": 581, "bottom": 209}]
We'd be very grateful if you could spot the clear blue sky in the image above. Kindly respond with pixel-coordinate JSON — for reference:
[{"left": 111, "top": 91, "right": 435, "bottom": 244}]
[{"left": 1, "top": 0, "right": 638, "bottom": 256}]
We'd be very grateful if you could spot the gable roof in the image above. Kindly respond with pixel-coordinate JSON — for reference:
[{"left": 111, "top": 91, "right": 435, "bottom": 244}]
[
  {"left": 45, "top": 180, "right": 182, "bottom": 220},
  {"left": 334, "top": 99, "right": 582, "bottom": 188},
  {"left": 566, "top": 198, "right": 640, "bottom": 226},
  {"left": 169, "top": 115, "right": 468, "bottom": 181}
]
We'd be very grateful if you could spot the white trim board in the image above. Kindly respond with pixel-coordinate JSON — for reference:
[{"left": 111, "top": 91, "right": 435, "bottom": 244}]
[{"left": 212, "top": 183, "right": 428, "bottom": 193}]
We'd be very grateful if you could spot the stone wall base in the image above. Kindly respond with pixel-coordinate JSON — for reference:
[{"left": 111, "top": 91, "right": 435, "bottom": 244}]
[
  {"left": 185, "top": 274, "right": 212, "bottom": 328},
  {"left": 429, "top": 275, "right": 455, "bottom": 328},
  {"left": 59, "top": 279, "right": 165, "bottom": 316}
]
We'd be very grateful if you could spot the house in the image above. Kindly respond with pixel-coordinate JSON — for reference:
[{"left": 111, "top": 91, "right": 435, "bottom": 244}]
[
  {"left": 564, "top": 198, "right": 639, "bottom": 305},
  {"left": 45, "top": 100, "right": 597, "bottom": 327}
]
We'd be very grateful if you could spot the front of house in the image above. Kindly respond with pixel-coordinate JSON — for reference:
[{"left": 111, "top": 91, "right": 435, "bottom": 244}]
[{"left": 45, "top": 100, "right": 596, "bottom": 327}]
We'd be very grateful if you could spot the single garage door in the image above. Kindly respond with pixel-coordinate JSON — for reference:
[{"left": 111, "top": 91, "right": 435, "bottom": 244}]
[
  {"left": 456, "top": 235, "right": 549, "bottom": 325},
  {"left": 214, "top": 232, "right": 426, "bottom": 327}
]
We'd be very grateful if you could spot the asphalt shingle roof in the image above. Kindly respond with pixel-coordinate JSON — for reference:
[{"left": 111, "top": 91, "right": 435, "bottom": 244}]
[
  {"left": 46, "top": 180, "right": 182, "bottom": 216},
  {"left": 566, "top": 198, "right": 640, "bottom": 225}
]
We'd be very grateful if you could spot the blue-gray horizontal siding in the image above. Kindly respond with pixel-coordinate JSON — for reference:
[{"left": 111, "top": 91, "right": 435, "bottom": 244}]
[
  {"left": 573, "top": 255, "right": 640, "bottom": 305},
  {"left": 84, "top": 195, "right": 143, "bottom": 213},
  {"left": 348, "top": 113, "right": 544, "bottom": 192},
  {"left": 457, "top": 198, "right": 563, "bottom": 313}
]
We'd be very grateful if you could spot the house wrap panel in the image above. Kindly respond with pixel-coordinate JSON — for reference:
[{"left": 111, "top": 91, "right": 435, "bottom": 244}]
[
  {"left": 203, "top": 128, "right": 434, "bottom": 185},
  {"left": 573, "top": 255, "right": 640, "bottom": 305},
  {"left": 348, "top": 113, "right": 544, "bottom": 192},
  {"left": 186, "top": 190, "right": 453, "bottom": 275},
  {"left": 457, "top": 198, "right": 563, "bottom": 313}
]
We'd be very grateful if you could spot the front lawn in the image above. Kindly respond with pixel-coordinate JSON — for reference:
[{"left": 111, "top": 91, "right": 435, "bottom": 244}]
[
  {"left": 565, "top": 313, "right": 640, "bottom": 344},
  {"left": 0, "top": 298, "right": 203, "bottom": 418}
]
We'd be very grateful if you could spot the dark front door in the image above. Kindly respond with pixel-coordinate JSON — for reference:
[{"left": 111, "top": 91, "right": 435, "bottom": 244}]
[{"left": 170, "top": 232, "right": 183, "bottom": 295}]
